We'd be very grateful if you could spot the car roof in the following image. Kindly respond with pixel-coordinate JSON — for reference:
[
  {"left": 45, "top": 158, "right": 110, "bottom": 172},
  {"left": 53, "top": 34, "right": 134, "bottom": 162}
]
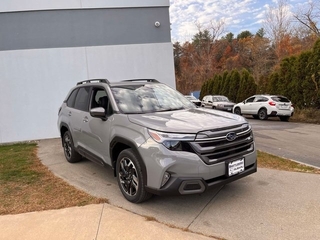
[
  {"left": 253, "top": 94, "right": 287, "bottom": 98},
  {"left": 75, "top": 79, "right": 162, "bottom": 88}
]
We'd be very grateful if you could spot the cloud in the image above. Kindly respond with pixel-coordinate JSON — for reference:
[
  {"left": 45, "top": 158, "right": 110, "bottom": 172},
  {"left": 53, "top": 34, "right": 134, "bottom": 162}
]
[{"left": 169, "top": 0, "right": 307, "bottom": 43}]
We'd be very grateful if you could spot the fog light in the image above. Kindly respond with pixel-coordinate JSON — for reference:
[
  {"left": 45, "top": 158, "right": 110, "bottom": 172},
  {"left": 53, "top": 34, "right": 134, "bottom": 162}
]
[{"left": 161, "top": 172, "right": 171, "bottom": 187}]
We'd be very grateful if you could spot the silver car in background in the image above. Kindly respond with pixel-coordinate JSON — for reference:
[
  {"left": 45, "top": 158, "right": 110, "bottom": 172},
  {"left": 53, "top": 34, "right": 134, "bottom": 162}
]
[{"left": 201, "top": 95, "right": 235, "bottom": 112}]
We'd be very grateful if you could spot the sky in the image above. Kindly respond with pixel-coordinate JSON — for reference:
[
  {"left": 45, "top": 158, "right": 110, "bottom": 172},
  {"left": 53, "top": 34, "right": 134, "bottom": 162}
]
[{"left": 169, "top": 0, "right": 309, "bottom": 43}]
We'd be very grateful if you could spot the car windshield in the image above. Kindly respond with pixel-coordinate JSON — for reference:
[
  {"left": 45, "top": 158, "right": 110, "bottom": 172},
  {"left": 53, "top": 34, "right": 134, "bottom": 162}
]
[
  {"left": 111, "top": 84, "right": 196, "bottom": 114},
  {"left": 213, "top": 96, "right": 229, "bottom": 102}
]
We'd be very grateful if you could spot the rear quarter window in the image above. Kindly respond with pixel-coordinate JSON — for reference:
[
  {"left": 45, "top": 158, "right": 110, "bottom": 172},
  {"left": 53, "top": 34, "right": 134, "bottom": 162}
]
[{"left": 66, "top": 89, "right": 79, "bottom": 108}]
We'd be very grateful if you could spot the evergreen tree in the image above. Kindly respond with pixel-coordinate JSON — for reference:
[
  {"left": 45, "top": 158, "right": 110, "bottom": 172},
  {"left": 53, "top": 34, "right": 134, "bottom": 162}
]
[
  {"left": 309, "top": 39, "right": 320, "bottom": 108},
  {"left": 221, "top": 71, "right": 231, "bottom": 96},
  {"left": 228, "top": 70, "right": 241, "bottom": 102}
]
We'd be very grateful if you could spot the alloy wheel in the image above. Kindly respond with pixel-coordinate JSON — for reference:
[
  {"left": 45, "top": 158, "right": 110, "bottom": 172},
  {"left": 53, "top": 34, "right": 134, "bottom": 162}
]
[
  {"left": 118, "top": 157, "right": 139, "bottom": 196},
  {"left": 63, "top": 134, "right": 72, "bottom": 159}
]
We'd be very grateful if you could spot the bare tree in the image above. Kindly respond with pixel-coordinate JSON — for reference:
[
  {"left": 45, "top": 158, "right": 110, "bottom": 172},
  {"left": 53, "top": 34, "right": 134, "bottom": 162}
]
[
  {"left": 263, "top": 0, "right": 293, "bottom": 61},
  {"left": 208, "top": 19, "right": 225, "bottom": 41},
  {"left": 293, "top": 1, "right": 320, "bottom": 37}
]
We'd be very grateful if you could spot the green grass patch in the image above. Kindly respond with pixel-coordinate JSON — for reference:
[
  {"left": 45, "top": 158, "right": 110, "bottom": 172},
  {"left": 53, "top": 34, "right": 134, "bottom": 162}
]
[
  {"left": 0, "top": 143, "right": 42, "bottom": 183},
  {"left": 0, "top": 143, "right": 107, "bottom": 215}
]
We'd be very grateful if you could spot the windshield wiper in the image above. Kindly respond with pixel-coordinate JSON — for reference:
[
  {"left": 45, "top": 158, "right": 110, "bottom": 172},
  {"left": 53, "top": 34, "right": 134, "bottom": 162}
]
[{"left": 156, "top": 107, "right": 185, "bottom": 112}]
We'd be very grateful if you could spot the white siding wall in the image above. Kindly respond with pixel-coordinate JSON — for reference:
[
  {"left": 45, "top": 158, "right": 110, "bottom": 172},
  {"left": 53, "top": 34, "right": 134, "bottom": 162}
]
[
  {"left": 0, "top": 44, "right": 174, "bottom": 143},
  {"left": 0, "top": 0, "right": 174, "bottom": 143}
]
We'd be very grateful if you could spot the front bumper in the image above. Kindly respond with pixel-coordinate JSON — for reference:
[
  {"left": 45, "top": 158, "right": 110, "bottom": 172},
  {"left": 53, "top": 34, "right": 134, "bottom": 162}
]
[
  {"left": 145, "top": 162, "right": 257, "bottom": 196},
  {"left": 139, "top": 137, "right": 257, "bottom": 196},
  {"left": 216, "top": 106, "right": 234, "bottom": 112}
]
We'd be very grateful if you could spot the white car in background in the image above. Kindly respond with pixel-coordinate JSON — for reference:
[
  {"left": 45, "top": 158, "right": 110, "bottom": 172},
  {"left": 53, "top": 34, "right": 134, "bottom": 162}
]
[
  {"left": 233, "top": 94, "right": 294, "bottom": 121},
  {"left": 184, "top": 95, "right": 201, "bottom": 107}
]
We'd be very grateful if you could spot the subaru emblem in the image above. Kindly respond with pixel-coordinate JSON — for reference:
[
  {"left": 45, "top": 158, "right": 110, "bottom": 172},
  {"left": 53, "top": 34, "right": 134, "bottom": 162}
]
[{"left": 226, "top": 132, "right": 237, "bottom": 141}]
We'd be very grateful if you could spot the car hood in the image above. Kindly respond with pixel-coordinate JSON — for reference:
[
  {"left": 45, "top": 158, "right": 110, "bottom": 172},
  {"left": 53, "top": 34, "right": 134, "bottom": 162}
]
[{"left": 127, "top": 108, "right": 247, "bottom": 133}]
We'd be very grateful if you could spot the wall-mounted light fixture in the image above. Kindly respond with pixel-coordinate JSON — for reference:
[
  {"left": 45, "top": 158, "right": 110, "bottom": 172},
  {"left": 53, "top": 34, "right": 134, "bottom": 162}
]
[{"left": 154, "top": 21, "right": 161, "bottom": 28}]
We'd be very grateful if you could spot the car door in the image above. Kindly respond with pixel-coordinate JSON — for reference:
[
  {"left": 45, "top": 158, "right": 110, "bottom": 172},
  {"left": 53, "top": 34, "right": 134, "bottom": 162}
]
[
  {"left": 241, "top": 96, "right": 256, "bottom": 114},
  {"left": 203, "top": 96, "right": 213, "bottom": 108},
  {"left": 69, "top": 86, "right": 91, "bottom": 148},
  {"left": 80, "top": 87, "right": 113, "bottom": 166}
]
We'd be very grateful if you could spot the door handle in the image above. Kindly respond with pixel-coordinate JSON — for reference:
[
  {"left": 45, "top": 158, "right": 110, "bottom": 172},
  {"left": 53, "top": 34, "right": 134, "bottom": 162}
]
[
  {"left": 83, "top": 116, "right": 89, "bottom": 123},
  {"left": 68, "top": 111, "right": 72, "bottom": 116}
]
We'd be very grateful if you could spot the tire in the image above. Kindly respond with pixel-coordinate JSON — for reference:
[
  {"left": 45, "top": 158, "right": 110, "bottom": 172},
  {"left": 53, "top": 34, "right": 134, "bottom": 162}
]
[
  {"left": 62, "top": 131, "right": 82, "bottom": 163},
  {"left": 252, "top": 115, "right": 259, "bottom": 119},
  {"left": 258, "top": 109, "right": 268, "bottom": 120},
  {"left": 116, "top": 149, "right": 152, "bottom": 203},
  {"left": 279, "top": 116, "right": 290, "bottom": 122},
  {"left": 234, "top": 107, "right": 241, "bottom": 115}
]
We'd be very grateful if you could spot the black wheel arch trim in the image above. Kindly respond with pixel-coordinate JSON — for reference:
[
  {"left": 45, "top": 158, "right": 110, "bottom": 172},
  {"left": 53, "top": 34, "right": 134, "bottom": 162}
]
[
  {"left": 59, "top": 122, "right": 71, "bottom": 145},
  {"left": 110, "top": 136, "right": 148, "bottom": 184},
  {"left": 258, "top": 107, "right": 267, "bottom": 113}
]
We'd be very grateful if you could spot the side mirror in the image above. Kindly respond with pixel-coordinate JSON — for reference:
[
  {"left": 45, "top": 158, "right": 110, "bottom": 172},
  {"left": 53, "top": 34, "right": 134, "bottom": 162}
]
[{"left": 90, "top": 107, "right": 106, "bottom": 120}]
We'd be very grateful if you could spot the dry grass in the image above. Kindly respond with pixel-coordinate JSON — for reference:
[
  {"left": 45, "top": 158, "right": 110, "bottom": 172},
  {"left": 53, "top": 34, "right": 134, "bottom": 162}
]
[
  {"left": 291, "top": 108, "right": 320, "bottom": 124},
  {"left": 258, "top": 151, "right": 320, "bottom": 174},
  {"left": 0, "top": 143, "right": 107, "bottom": 215}
]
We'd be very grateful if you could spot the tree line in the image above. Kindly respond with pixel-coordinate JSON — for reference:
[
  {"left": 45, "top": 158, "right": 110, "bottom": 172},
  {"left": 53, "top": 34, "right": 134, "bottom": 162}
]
[
  {"left": 174, "top": 0, "right": 320, "bottom": 109},
  {"left": 200, "top": 39, "right": 320, "bottom": 108}
]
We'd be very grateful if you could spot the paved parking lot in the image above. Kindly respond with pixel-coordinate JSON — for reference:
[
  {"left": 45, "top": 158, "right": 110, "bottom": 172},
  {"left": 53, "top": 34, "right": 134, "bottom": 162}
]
[
  {"left": 247, "top": 118, "right": 320, "bottom": 168},
  {"left": 38, "top": 138, "right": 320, "bottom": 240}
]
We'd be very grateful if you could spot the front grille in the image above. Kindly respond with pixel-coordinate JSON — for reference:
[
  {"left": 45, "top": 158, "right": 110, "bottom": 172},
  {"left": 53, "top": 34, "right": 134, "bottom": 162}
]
[
  {"left": 188, "top": 124, "right": 254, "bottom": 165},
  {"left": 224, "top": 104, "right": 234, "bottom": 108}
]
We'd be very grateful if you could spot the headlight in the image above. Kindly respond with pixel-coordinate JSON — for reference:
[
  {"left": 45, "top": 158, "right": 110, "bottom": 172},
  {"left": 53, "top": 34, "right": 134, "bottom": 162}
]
[{"left": 147, "top": 129, "right": 195, "bottom": 151}]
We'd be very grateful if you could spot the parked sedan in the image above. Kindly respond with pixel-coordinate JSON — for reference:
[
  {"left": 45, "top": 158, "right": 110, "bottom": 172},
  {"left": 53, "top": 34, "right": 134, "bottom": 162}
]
[
  {"left": 201, "top": 95, "right": 235, "bottom": 112},
  {"left": 184, "top": 95, "right": 202, "bottom": 107},
  {"left": 233, "top": 94, "right": 294, "bottom": 121}
]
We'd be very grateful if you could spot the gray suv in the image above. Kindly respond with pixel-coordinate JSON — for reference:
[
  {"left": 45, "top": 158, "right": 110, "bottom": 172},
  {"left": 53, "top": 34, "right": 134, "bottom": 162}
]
[{"left": 58, "top": 79, "right": 257, "bottom": 203}]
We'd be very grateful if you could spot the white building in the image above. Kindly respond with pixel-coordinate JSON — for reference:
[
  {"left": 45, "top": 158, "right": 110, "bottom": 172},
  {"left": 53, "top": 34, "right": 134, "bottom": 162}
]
[{"left": 0, "top": 0, "right": 175, "bottom": 143}]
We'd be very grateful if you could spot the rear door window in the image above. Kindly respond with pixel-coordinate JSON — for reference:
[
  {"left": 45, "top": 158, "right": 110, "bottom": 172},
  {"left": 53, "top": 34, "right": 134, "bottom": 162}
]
[{"left": 255, "top": 97, "right": 268, "bottom": 102}]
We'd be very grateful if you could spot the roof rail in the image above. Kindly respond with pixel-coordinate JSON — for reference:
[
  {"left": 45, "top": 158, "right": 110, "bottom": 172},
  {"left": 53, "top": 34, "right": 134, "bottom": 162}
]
[
  {"left": 121, "top": 79, "right": 160, "bottom": 83},
  {"left": 77, "top": 79, "right": 109, "bottom": 85}
]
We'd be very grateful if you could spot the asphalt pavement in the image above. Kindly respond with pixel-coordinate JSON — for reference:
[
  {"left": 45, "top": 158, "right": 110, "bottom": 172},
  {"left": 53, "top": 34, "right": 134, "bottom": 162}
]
[{"left": 1, "top": 138, "right": 320, "bottom": 240}]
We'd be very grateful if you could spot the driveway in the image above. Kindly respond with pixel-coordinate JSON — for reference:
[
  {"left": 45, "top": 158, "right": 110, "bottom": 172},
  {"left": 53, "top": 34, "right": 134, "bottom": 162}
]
[{"left": 38, "top": 138, "right": 320, "bottom": 240}]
